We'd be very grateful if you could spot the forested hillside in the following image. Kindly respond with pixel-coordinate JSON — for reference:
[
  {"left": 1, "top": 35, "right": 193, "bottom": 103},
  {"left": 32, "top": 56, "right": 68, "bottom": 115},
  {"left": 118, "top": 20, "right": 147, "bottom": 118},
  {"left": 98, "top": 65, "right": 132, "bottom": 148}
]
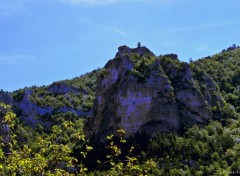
[
  {"left": 195, "top": 45, "right": 240, "bottom": 113},
  {"left": 0, "top": 46, "right": 240, "bottom": 175}
]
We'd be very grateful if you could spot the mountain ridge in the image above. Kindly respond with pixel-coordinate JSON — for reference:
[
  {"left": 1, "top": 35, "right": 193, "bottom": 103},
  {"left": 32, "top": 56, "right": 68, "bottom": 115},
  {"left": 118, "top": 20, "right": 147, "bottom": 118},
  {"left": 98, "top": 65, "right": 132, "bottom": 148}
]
[
  {"left": 0, "top": 44, "right": 240, "bottom": 174},
  {"left": 0, "top": 45, "right": 239, "bottom": 133}
]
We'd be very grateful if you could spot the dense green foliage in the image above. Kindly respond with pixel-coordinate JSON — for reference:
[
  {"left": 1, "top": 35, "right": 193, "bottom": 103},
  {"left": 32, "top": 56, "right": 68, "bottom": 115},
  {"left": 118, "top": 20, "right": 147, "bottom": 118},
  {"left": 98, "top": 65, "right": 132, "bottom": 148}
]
[
  {"left": 128, "top": 52, "right": 157, "bottom": 82},
  {"left": 195, "top": 46, "right": 240, "bottom": 112},
  {"left": 30, "top": 69, "right": 98, "bottom": 111},
  {"left": 0, "top": 103, "right": 89, "bottom": 175}
]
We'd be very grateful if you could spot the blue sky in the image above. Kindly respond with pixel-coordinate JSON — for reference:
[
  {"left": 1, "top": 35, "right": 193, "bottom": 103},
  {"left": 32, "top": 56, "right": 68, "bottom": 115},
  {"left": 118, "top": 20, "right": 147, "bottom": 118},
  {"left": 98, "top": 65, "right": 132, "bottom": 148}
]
[{"left": 0, "top": 0, "right": 240, "bottom": 91}]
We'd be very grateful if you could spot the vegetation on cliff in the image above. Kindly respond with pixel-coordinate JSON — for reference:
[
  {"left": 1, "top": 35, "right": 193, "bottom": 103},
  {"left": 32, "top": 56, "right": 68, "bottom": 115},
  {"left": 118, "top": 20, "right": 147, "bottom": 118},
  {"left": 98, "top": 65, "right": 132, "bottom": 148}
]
[{"left": 0, "top": 45, "right": 240, "bottom": 175}]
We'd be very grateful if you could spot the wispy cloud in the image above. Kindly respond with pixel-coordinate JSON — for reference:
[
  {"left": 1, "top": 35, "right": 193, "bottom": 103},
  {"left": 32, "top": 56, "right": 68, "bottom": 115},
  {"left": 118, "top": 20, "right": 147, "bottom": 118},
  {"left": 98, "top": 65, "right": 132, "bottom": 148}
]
[
  {"left": 202, "top": 21, "right": 235, "bottom": 28},
  {"left": 0, "top": 0, "right": 34, "bottom": 16},
  {"left": 58, "top": 0, "right": 122, "bottom": 5},
  {"left": 113, "top": 28, "right": 127, "bottom": 36},
  {"left": 197, "top": 45, "right": 208, "bottom": 52},
  {"left": 165, "top": 20, "right": 236, "bottom": 33},
  {"left": 0, "top": 54, "right": 35, "bottom": 64},
  {"left": 0, "top": 3, "right": 22, "bottom": 16},
  {"left": 166, "top": 26, "right": 195, "bottom": 33},
  {"left": 57, "top": 0, "right": 179, "bottom": 6},
  {"left": 0, "top": 0, "right": 183, "bottom": 8}
]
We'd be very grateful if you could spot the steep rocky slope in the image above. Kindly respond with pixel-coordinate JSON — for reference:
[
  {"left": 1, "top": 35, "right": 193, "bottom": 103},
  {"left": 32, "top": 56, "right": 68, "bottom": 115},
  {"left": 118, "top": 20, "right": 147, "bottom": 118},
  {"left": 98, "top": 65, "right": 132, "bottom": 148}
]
[{"left": 92, "top": 46, "right": 223, "bottom": 141}]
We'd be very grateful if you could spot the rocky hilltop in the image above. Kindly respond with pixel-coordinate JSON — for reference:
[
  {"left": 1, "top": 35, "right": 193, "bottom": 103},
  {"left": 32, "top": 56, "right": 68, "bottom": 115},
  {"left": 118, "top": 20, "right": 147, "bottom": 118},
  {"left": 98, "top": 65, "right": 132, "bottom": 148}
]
[
  {"left": 1, "top": 45, "right": 232, "bottom": 143},
  {"left": 92, "top": 45, "right": 223, "bottom": 141}
]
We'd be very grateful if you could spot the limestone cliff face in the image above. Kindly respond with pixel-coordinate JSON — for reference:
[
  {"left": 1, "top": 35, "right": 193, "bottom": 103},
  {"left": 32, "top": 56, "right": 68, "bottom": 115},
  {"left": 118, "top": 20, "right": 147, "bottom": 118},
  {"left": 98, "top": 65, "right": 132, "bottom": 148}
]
[{"left": 93, "top": 46, "right": 222, "bottom": 141}]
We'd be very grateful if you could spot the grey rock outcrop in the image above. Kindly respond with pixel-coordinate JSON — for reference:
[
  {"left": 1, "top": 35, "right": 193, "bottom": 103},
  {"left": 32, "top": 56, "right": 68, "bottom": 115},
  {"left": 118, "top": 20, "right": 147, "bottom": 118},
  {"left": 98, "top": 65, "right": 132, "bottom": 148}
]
[
  {"left": 92, "top": 46, "right": 222, "bottom": 141},
  {"left": 48, "top": 82, "right": 80, "bottom": 94}
]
